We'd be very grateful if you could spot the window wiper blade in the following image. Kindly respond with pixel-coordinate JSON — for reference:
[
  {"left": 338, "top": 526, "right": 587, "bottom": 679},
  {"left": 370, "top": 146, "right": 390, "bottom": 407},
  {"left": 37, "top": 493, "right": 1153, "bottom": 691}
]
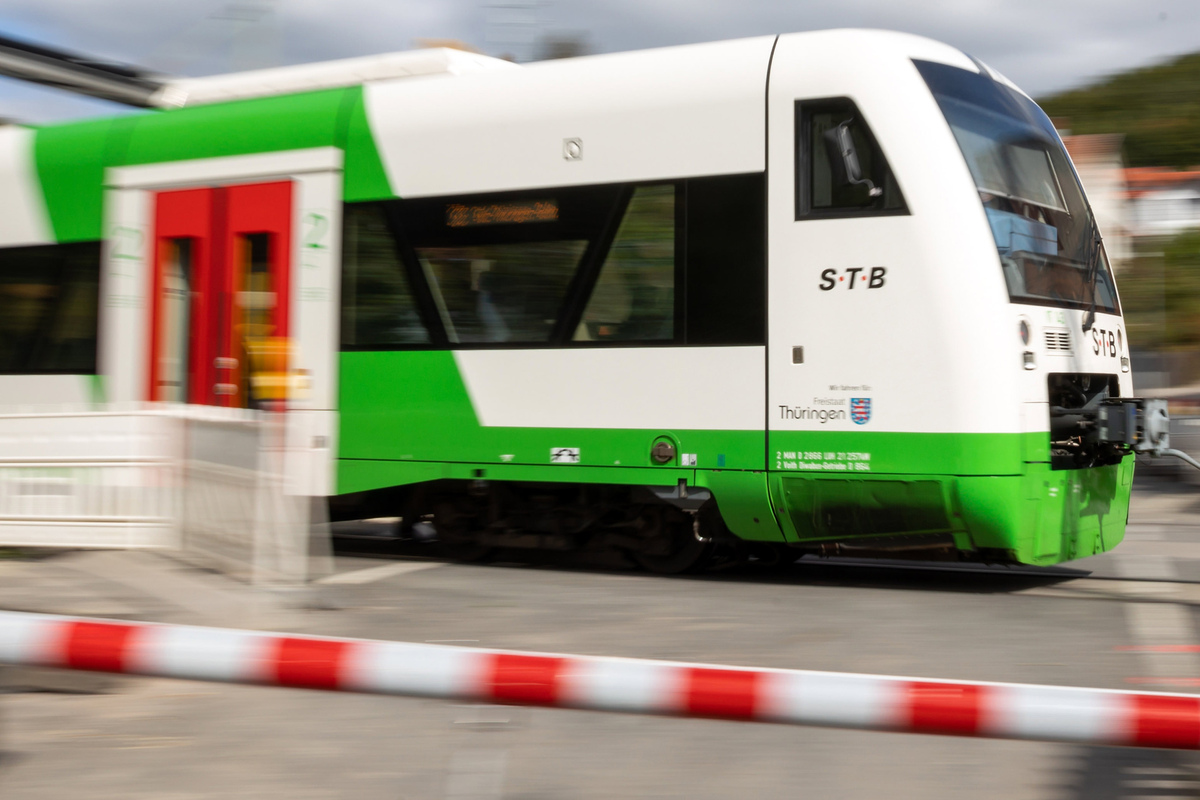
[{"left": 1080, "top": 231, "right": 1102, "bottom": 333}]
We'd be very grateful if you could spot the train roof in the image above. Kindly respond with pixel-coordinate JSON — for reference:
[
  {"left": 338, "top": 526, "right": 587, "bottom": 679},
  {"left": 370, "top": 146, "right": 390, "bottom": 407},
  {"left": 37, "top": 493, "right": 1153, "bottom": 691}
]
[
  {"left": 150, "top": 48, "right": 519, "bottom": 108},
  {"left": 144, "top": 28, "right": 979, "bottom": 109}
]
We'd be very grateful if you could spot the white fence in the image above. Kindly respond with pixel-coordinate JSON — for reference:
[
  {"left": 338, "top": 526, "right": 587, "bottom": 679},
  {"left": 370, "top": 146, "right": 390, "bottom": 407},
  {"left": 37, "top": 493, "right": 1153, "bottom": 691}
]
[
  {"left": 0, "top": 404, "right": 312, "bottom": 585},
  {"left": 179, "top": 408, "right": 310, "bottom": 586}
]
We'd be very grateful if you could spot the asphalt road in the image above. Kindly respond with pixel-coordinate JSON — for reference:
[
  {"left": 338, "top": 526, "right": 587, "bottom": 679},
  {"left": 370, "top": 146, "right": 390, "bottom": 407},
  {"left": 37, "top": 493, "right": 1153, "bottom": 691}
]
[{"left": 4, "top": 474, "right": 1200, "bottom": 799}]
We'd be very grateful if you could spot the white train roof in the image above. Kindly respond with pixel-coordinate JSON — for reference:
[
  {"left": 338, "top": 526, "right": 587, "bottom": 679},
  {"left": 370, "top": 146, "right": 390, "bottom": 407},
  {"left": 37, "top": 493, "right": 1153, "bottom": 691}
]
[{"left": 150, "top": 48, "right": 519, "bottom": 108}]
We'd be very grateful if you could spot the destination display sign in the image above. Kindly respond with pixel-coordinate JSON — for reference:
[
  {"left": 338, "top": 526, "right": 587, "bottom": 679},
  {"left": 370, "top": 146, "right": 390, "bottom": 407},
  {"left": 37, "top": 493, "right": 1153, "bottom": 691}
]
[{"left": 446, "top": 200, "right": 559, "bottom": 227}]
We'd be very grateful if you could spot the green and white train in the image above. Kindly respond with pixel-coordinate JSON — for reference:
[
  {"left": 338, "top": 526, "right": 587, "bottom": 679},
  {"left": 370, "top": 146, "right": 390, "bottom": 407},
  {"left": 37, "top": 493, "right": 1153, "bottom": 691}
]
[{"left": 0, "top": 30, "right": 1150, "bottom": 569}]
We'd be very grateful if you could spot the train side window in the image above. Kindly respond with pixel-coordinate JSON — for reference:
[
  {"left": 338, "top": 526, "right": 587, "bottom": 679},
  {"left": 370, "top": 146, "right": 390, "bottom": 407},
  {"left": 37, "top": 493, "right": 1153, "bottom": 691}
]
[
  {"left": 417, "top": 241, "right": 586, "bottom": 344},
  {"left": 685, "top": 173, "right": 766, "bottom": 345},
  {"left": 575, "top": 184, "right": 676, "bottom": 342},
  {"left": 796, "top": 97, "right": 907, "bottom": 218},
  {"left": 340, "top": 203, "right": 430, "bottom": 347},
  {"left": 0, "top": 241, "right": 99, "bottom": 374},
  {"left": 399, "top": 186, "right": 622, "bottom": 345}
]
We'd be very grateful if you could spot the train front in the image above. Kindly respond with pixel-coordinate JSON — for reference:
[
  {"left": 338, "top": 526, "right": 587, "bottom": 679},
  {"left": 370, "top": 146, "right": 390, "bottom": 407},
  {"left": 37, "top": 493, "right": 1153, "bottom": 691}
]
[{"left": 920, "top": 58, "right": 1135, "bottom": 563}]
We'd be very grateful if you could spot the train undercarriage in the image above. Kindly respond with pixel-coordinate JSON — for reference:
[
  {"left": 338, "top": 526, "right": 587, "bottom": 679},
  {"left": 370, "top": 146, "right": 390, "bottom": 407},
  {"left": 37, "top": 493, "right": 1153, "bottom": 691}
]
[{"left": 330, "top": 479, "right": 991, "bottom": 573}]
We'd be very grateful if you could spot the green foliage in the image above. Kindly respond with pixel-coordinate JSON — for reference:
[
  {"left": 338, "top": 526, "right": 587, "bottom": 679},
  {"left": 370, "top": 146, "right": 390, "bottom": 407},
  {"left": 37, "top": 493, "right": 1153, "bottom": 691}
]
[
  {"left": 1121, "top": 231, "right": 1200, "bottom": 349},
  {"left": 1039, "top": 53, "right": 1200, "bottom": 169}
]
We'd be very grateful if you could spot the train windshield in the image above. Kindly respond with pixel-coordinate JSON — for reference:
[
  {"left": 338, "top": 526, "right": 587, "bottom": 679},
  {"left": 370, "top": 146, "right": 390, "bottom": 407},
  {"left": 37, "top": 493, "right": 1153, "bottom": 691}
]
[{"left": 915, "top": 60, "right": 1119, "bottom": 315}]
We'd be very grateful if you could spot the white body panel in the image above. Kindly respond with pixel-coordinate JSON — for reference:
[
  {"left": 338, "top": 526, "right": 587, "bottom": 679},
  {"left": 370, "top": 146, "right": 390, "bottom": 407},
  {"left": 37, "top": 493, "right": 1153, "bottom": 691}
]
[
  {"left": 455, "top": 347, "right": 765, "bottom": 431},
  {"left": 0, "top": 375, "right": 93, "bottom": 407},
  {"left": 0, "top": 126, "right": 52, "bottom": 247},
  {"left": 100, "top": 186, "right": 152, "bottom": 405},
  {"left": 768, "top": 32, "right": 1015, "bottom": 435},
  {"left": 367, "top": 37, "right": 774, "bottom": 198},
  {"left": 1013, "top": 306, "right": 1134, "bottom": 430},
  {"left": 765, "top": 30, "right": 1125, "bottom": 438}
]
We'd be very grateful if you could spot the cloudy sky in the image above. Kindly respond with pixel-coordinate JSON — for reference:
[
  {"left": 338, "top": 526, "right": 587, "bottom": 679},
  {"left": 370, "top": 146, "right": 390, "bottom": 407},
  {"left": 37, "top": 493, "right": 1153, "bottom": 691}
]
[{"left": 1, "top": 0, "right": 1197, "bottom": 122}]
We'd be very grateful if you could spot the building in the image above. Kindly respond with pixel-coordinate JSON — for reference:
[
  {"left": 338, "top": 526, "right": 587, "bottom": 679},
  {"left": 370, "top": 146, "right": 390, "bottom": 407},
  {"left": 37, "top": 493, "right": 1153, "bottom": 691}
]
[
  {"left": 1124, "top": 166, "right": 1200, "bottom": 238},
  {"left": 1062, "top": 133, "right": 1132, "bottom": 266}
]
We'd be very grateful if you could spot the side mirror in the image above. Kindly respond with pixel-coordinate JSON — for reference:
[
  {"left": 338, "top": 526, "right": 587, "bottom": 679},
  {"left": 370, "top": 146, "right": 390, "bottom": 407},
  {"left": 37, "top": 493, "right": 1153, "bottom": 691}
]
[{"left": 822, "top": 121, "right": 883, "bottom": 198}]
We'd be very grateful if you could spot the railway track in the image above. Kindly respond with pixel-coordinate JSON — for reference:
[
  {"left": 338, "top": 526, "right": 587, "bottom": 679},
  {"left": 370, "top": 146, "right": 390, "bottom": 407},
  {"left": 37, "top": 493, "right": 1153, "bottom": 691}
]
[{"left": 330, "top": 524, "right": 1200, "bottom": 595}]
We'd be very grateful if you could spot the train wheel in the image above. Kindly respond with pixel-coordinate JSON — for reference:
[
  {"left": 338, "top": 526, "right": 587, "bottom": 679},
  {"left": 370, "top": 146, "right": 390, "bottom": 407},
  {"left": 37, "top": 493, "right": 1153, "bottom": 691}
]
[
  {"left": 432, "top": 501, "right": 493, "bottom": 563},
  {"left": 633, "top": 515, "right": 713, "bottom": 574}
]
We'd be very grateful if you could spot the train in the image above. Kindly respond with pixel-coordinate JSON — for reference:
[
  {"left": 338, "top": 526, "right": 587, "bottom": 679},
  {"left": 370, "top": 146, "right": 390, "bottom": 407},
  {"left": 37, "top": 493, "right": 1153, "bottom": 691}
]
[{"left": 0, "top": 29, "right": 1152, "bottom": 570}]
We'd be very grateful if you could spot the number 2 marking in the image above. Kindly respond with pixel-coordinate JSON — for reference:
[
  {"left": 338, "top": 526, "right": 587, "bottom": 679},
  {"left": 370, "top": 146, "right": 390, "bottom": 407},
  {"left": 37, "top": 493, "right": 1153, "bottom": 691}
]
[{"left": 303, "top": 212, "right": 329, "bottom": 249}]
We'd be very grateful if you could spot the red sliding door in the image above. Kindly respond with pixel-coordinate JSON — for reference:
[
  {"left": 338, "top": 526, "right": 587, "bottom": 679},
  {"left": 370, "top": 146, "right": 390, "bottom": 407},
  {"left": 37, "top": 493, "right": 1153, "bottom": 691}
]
[{"left": 149, "top": 181, "right": 293, "bottom": 407}]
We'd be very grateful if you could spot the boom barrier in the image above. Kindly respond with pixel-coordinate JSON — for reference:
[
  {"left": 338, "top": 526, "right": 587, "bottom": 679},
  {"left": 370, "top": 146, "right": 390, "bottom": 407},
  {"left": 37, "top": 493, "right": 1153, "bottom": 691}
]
[{"left": 2, "top": 610, "right": 1200, "bottom": 749}]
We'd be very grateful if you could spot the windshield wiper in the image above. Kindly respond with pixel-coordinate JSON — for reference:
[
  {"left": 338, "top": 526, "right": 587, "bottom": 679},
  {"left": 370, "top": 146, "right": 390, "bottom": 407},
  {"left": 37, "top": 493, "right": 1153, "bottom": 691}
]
[{"left": 1081, "top": 231, "right": 1103, "bottom": 334}]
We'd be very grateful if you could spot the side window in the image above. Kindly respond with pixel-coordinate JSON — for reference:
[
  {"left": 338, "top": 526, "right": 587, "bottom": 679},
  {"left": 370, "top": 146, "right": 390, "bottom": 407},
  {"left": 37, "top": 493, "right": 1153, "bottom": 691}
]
[
  {"left": 685, "top": 173, "right": 765, "bottom": 345},
  {"left": 400, "top": 187, "right": 621, "bottom": 344},
  {"left": 576, "top": 184, "right": 676, "bottom": 342},
  {"left": 418, "top": 241, "right": 586, "bottom": 344},
  {"left": 0, "top": 242, "right": 99, "bottom": 374},
  {"left": 796, "top": 97, "right": 907, "bottom": 218},
  {"left": 340, "top": 203, "right": 430, "bottom": 347},
  {"left": 338, "top": 176, "right": 766, "bottom": 349}
]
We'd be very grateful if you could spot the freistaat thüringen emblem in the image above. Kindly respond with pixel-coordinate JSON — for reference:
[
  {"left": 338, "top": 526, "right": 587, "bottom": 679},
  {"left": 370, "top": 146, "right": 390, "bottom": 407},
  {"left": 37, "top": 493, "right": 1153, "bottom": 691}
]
[{"left": 850, "top": 397, "right": 871, "bottom": 425}]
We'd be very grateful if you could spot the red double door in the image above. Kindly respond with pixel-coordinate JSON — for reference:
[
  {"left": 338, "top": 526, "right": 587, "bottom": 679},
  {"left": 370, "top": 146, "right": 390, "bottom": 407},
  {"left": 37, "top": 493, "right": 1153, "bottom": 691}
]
[{"left": 148, "top": 182, "right": 292, "bottom": 407}]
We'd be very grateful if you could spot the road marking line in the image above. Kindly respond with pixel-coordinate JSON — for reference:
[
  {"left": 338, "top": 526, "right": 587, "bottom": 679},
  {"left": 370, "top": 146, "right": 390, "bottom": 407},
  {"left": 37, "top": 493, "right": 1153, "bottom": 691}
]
[
  {"left": 1121, "top": 779, "right": 1199, "bottom": 789},
  {"left": 1125, "top": 766, "right": 1190, "bottom": 775},
  {"left": 1119, "top": 551, "right": 1200, "bottom": 687},
  {"left": 1116, "top": 554, "right": 1183, "bottom": 593},
  {"left": 317, "top": 560, "right": 445, "bottom": 585},
  {"left": 1118, "top": 645, "right": 1200, "bottom": 653}
]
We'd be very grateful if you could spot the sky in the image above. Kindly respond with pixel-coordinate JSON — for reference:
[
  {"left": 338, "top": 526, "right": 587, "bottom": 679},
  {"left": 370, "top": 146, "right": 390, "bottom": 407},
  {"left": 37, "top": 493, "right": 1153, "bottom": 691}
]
[{"left": 1, "top": 0, "right": 1198, "bottom": 123}]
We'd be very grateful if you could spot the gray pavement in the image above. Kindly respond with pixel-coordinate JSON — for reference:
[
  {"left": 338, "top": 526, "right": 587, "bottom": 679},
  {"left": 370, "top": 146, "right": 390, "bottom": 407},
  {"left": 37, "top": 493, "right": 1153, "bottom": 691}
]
[{"left": 5, "top": 478, "right": 1200, "bottom": 798}]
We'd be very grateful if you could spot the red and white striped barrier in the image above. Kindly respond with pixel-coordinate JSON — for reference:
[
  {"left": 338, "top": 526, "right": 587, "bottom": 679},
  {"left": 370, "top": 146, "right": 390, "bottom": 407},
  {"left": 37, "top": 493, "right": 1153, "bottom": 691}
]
[{"left": 2, "top": 610, "right": 1199, "bottom": 749}]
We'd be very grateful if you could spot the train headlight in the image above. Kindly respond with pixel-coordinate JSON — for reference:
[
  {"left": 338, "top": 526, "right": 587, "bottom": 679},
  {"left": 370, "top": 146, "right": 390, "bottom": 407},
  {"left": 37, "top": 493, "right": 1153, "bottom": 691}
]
[
  {"left": 1023, "top": 351, "right": 1037, "bottom": 370},
  {"left": 1019, "top": 319, "right": 1031, "bottom": 346}
]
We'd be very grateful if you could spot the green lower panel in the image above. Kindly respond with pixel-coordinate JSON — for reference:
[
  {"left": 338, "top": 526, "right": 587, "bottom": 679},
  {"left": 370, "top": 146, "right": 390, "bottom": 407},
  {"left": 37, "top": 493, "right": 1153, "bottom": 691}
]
[
  {"left": 338, "top": 351, "right": 1134, "bottom": 564},
  {"left": 770, "top": 456, "right": 1134, "bottom": 564},
  {"left": 766, "top": 430, "right": 1047, "bottom": 476},
  {"left": 775, "top": 475, "right": 955, "bottom": 541},
  {"left": 1017, "top": 458, "right": 1134, "bottom": 563},
  {"left": 337, "top": 351, "right": 764, "bottom": 489},
  {"left": 694, "top": 470, "right": 784, "bottom": 542},
  {"left": 339, "top": 458, "right": 698, "bottom": 495}
]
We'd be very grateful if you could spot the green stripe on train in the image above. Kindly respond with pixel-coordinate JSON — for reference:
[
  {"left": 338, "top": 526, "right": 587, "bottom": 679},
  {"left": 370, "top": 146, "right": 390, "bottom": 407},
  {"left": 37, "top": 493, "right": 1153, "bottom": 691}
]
[{"left": 33, "top": 86, "right": 393, "bottom": 242}]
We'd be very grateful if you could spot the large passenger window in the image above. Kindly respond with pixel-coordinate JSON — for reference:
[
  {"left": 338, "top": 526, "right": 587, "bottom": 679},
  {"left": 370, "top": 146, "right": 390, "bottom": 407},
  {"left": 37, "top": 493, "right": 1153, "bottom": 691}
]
[
  {"left": 402, "top": 187, "right": 622, "bottom": 344},
  {"left": 796, "top": 98, "right": 907, "bottom": 218},
  {"left": 419, "top": 241, "right": 587, "bottom": 343},
  {"left": 338, "top": 173, "right": 767, "bottom": 349},
  {"left": 0, "top": 242, "right": 99, "bottom": 374}
]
